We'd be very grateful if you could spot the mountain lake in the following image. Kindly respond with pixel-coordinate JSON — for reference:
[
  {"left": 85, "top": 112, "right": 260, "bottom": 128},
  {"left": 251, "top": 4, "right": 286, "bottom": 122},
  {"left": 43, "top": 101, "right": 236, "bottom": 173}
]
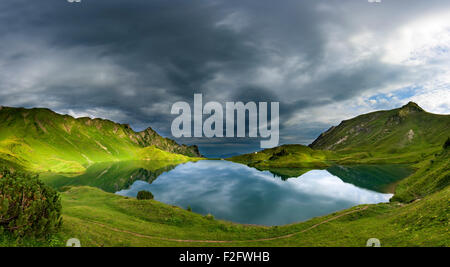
[{"left": 42, "top": 160, "right": 413, "bottom": 226}]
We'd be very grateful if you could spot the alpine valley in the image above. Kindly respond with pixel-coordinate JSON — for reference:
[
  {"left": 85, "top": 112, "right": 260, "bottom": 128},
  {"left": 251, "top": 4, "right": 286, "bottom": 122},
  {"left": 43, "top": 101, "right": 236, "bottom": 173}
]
[{"left": 0, "top": 102, "right": 448, "bottom": 247}]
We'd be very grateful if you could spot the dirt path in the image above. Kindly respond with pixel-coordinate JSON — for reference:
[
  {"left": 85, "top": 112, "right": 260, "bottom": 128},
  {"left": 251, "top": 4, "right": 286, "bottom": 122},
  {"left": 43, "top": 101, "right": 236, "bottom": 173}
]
[{"left": 87, "top": 206, "right": 368, "bottom": 244}]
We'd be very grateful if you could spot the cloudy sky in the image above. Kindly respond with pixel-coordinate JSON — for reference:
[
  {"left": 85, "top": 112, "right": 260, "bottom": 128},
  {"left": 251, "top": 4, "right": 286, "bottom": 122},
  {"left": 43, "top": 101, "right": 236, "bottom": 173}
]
[{"left": 1, "top": 0, "right": 449, "bottom": 157}]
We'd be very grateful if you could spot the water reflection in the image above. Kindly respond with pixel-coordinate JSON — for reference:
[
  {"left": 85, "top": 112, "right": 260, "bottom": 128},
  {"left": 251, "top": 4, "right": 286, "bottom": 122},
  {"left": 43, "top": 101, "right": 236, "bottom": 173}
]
[
  {"left": 42, "top": 161, "right": 178, "bottom": 193},
  {"left": 116, "top": 161, "right": 403, "bottom": 226}
]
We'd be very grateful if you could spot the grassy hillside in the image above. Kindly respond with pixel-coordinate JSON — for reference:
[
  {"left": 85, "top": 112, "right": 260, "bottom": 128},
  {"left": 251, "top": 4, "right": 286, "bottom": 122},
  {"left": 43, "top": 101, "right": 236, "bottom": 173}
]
[
  {"left": 0, "top": 103, "right": 448, "bottom": 247},
  {"left": 49, "top": 104, "right": 446, "bottom": 247},
  {"left": 229, "top": 144, "right": 337, "bottom": 169},
  {"left": 0, "top": 106, "right": 200, "bottom": 173},
  {"left": 392, "top": 148, "right": 449, "bottom": 203},
  {"left": 310, "top": 102, "right": 449, "bottom": 160},
  {"left": 6, "top": 183, "right": 442, "bottom": 247},
  {"left": 230, "top": 103, "right": 449, "bottom": 170}
]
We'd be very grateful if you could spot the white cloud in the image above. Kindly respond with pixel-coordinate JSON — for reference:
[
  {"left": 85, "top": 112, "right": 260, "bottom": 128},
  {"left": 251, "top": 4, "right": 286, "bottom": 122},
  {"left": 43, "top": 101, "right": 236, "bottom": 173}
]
[
  {"left": 57, "top": 107, "right": 129, "bottom": 123},
  {"left": 284, "top": 7, "right": 450, "bottom": 129},
  {"left": 381, "top": 11, "right": 450, "bottom": 66},
  {"left": 411, "top": 88, "right": 450, "bottom": 114},
  {"left": 215, "top": 11, "right": 249, "bottom": 32}
]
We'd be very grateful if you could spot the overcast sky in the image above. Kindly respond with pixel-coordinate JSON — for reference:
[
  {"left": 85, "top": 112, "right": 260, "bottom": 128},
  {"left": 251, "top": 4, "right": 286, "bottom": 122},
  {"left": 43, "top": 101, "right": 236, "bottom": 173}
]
[{"left": 1, "top": 0, "right": 449, "bottom": 157}]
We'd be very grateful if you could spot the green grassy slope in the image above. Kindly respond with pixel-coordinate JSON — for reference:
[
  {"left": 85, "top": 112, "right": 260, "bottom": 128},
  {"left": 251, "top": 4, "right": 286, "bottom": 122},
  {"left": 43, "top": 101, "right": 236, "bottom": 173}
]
[
  {"left": 229, "top": 144, "right": 337, "bottom": 168},
  {"left": 3, "top": 148, "right": 447, "bottom": 247},
  {"left": 3, "top": 184, "right": 446, "bottom": 247},
  {"left": 50, "top": 146, "right": 447, "bottom": 247},
  {"left": 392, "top": 148, "right": 449, "bottom": 203},
  {"left": 1, "top": 103, "right": 448, "bottom": 247},
  {"left": 37, "top": 183, "right": 445, "bottom": 247},
  {"left": 230, "top": 103, "right": 449, "bottom": 169},
  {"left": 0, "top": 106, "right": 200, "bottom": 173},
  {"left": 309, "top": 102, "right": 449, "bottom": 160}
]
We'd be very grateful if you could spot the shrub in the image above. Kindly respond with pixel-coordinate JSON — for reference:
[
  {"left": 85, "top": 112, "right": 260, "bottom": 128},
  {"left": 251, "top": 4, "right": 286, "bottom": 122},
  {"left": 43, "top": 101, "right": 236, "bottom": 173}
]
[
  {"left": 186, "top": 206, "right": 192, "bottom": 212},
  {"left": 444, "top": 137, "right": 450, "bottom": 149},
  {"left": 0, "top": 168, "right": 62, "bottom": 238},
  {"left": 136, "top": 190, "right": 154, "bottom": 200},
  {"left": 204, "top": 214, "right": 214, "bottom": 220}
]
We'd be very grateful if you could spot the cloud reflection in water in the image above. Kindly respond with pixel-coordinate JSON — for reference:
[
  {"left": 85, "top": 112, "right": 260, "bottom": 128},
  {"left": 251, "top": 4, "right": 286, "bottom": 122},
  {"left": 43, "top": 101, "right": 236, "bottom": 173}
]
[{"left": 117, "top": 161, "right": 392, "bottom": 225}]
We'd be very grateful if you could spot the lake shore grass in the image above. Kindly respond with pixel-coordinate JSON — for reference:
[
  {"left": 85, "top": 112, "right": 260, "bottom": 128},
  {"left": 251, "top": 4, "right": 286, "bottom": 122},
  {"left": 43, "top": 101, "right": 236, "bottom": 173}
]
[
  {"left": 41, "top": 183, "right": 447, "bottom": 247},
  {"left": 2, "top": 147, "right": 448, "bottom": 247}
]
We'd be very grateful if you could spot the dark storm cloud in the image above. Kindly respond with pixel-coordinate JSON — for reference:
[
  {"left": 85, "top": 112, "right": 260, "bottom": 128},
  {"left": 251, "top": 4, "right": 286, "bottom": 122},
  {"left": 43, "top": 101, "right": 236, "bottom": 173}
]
[{"left": 1, "top": 0, "right": 450, "bottom": 156}]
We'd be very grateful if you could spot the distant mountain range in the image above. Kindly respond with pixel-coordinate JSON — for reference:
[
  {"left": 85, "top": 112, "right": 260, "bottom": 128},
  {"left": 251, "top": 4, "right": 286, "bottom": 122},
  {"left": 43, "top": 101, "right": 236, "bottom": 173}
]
[{"left": 0, "top": 106, "right": 201, "bottom": 173}]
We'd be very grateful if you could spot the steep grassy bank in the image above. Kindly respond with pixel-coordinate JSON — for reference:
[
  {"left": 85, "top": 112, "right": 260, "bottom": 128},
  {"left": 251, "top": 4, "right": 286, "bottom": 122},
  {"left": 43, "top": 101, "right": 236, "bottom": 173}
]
[
  {"left": 392, "top": 148, "right": 449, "bottom": 203},
  {"left": 0, "top": 106, "right": 201, "bottom": 173}
]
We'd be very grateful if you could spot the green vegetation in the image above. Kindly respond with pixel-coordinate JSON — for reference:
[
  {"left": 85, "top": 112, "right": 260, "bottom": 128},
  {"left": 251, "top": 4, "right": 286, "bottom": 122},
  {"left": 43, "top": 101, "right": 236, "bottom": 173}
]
[
  {"left": 57, "top": 186, "right": 283, "bottom": 246},
  {"left": 49, "top": 145, "right": 447, "bottom": 247},
  {"left": 0, "top": 103, "right": 448, "bottom": 247},
  {"left": 0, "top": 234, "right": 63, "bottom": 247},
  {"left": 229, "top": 144, "right": 336, "bottom": 169},
  {"left": 392, "top": 148, "right": 449, "bottom": 203},
  {"left": 0, "top": 168, "right": 62, "bottom": 238},
  {"left": 0, "top": 106, "right": 201, "bottom": 173},
  {"left": 309, "top": 102, "right": 449, "bottom": 163},
  {"left": 40, "top": 185, "right": 447, "bottom": 247},
  {"left": 444, "top": 137, "right": 450, "bottom": 149},
  {"left": 137, "top": 190, "right": 154, "bottom": 200},
  {"left": 229, "top": 102, "right": 449, "bottom": 174}
]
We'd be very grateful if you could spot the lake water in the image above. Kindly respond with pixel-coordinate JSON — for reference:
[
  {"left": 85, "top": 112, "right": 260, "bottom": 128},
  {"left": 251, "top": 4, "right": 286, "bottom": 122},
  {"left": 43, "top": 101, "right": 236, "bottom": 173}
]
[
  {"left": 109, "top": 160, "right": 412, "bottom": 226},
  {"left": 42, "top": 160, "right": 412, "bottom": 226}
]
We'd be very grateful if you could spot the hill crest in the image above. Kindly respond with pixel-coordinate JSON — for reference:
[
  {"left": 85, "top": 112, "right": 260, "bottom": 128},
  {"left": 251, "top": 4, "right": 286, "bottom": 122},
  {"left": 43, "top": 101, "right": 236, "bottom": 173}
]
[{"left": 309, "top": 102, "right": 449, "bottom": 153}]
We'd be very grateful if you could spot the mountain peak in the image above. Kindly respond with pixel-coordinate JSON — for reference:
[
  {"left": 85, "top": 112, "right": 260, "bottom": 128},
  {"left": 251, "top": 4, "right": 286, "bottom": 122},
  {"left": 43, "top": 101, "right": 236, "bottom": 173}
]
[
  {"left": 400, "top": 101, "right": 424, "bottom": 112},
  {"left": 143, "top": 127, "right": 156, "bottom": 133}
]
